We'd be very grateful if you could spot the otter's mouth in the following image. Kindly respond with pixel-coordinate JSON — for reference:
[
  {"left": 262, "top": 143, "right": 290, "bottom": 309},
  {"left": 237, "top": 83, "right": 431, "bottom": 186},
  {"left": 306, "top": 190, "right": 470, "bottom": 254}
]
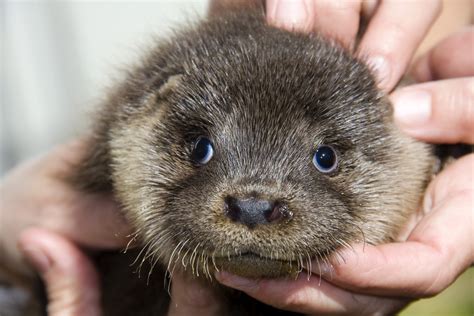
[{"left": 213, "top": 252, "right": 301, "bottom": 279}]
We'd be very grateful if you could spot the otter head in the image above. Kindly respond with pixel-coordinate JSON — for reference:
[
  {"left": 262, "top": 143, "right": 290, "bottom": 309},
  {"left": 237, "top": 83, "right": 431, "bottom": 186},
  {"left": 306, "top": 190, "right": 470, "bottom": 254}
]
[{"left": 78, "top": 13, "right": 434, "bottom": 279}]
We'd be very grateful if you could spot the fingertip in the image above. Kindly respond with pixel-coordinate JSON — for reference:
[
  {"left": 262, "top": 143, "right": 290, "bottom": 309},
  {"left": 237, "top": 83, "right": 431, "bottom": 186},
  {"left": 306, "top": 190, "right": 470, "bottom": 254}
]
[
  {"left": 358, "top": 0, "right": 441, "bottom": 91},
  {"left": 18, "top": 235, "right": 52, "bottom": 275},
  {"left": 268, "top": 0, "right": 361, "bottom": 48},
  {"left": 316, "top": 243, "right": 374, "bottom": 283},
  {"left": 265, "top": 0, "right": 279, "bottom": 22},
  {"left": 18, "top": 228, "right": 100, "bottom": 290},
  {"left": 367, "top": 54, "right": 393, "bottom": 91},
  {"left": 266, "top": 0, "right": 314, "bottom": 32},
  {"left": 18, "top": 228, "right": 101, "bottom": 316},
  {"left": 18, "top": 228, "right": 53, "bottom": 271},
  {"left": 19, "top": 228, "right": 90, "bottom": 274},
  {"left": 390, "top": 78, "right": 474, "bottom": 143},
  {"left": 390, "top": 88, "right": 433, "bottom": 129}
]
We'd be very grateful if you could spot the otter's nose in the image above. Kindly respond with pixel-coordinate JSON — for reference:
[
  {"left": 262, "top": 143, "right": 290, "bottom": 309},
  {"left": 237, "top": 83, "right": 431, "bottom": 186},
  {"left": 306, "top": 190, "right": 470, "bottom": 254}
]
[{"left": 224, "top": 197, "right": 291, "bottom": 229}]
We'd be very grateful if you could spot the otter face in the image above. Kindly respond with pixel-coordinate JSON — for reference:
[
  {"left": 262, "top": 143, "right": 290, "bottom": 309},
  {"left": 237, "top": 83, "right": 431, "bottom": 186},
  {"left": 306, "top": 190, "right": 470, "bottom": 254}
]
[{"left": 101, "top": 15, "right": 434, "bottom": 279}]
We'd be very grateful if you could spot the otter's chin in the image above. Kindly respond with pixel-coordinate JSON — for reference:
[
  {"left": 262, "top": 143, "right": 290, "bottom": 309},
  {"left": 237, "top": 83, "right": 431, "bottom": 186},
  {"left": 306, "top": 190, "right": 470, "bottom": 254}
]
[{"left": 213, "top": 253, "right": 300, "bottom": 279}]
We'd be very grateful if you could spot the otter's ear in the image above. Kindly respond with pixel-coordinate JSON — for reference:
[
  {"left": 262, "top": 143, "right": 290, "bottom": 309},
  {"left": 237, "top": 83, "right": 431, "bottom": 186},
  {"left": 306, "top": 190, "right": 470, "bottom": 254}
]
[
  {"left": 158, "top": 74, "right": 183, "bottom": 97},
  {"left": 72, "top": 75, "right": 183, "bottom": 192}
]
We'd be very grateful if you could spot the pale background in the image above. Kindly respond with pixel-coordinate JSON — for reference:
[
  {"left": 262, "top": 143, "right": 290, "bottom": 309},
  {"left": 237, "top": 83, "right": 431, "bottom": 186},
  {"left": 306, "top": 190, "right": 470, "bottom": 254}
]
[
  {"left": 2, "top": 0, "right": 208, "bottom": 175},
  {"left": 1, "top": 0, "right": 472, "bottom": 315}
]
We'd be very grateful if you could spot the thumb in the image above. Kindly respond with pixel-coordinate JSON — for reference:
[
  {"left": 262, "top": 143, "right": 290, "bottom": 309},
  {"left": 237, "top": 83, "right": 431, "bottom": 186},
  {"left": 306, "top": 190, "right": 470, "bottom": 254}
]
[
  {"left": 18, "top": 228, "right": 102, "bottom": 316},
  {"left": 390, "top": 77, "right": 474, "bottom": 143}
]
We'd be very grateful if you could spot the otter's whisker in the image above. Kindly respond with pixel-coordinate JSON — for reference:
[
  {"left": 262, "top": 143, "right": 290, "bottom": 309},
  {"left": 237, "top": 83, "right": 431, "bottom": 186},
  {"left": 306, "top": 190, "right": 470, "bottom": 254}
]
[
  {"left": 123, "top": 230, "right": 140, "bottom": 254},
  {"left": 147, "top": 253, "right": 161, "bottom": 285},
  {"left": 305, "top": 252, "right": 312, "bottom": 281},
  {"left": 211, "top": 250, "right": 219, "bottom": 273},
  {"left": 190, "top": 242, "right": 202, "bottom": 277},
  {"left": 167, "top": 240, "right": 185, "bottom": 274},
  {"left": 165, "top": 270, "right": 172, "bottom": 297},
  {"left": 131, "top": 237, "right": 152, "bottom": 268},
  {"left": 181, "top": 243, "right": 193, "bottom": 270}
]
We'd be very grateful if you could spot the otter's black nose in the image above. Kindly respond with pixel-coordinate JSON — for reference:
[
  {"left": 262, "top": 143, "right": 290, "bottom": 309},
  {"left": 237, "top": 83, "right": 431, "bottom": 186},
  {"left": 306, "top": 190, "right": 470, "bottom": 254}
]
[{"left": 224, "top": 197, "right": 290, "bottom": 229}]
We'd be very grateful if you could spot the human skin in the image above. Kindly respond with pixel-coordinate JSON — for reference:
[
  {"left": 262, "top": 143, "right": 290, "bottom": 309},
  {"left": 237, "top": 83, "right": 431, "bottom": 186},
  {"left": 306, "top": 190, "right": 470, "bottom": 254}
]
[
  {"left": 0, "top": 140, "right": 131, "bottom": 275},
  {"left": 0, "top": 140, "right": 131, "bottom": 315}
]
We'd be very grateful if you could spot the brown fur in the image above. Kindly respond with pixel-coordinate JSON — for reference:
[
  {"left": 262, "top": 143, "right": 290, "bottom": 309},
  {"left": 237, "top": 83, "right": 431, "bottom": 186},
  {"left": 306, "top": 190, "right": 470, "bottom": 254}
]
[{"left": 73, "top": 8, "right": 435, "bottom": 316}]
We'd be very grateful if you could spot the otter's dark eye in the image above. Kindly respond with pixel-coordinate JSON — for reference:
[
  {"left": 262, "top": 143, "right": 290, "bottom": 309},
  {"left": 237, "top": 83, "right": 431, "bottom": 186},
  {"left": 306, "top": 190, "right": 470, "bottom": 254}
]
[
  {"left": 313, "top": 145, "right": 337, "bottom": 173},
  {"left": 191, "top": 136, "right": 214, "bottom": 165}
]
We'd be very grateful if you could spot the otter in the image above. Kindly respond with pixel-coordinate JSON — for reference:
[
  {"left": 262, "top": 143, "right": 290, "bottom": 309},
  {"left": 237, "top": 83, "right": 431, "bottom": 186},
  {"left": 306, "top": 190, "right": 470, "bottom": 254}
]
[{"left": 74, "top": 7, "right": 436, "bottom": 316}]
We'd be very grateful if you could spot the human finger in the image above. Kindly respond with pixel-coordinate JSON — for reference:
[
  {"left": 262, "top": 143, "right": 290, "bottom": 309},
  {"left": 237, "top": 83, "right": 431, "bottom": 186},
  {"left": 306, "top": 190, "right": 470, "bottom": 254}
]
[
  {"left": 216, "top": 271, "right": 408, "bottom": 314},
  {"left": 0, "top": 139, "right": 132, "bottom": 277},
  {"left": 18, "top": 228, "right": 102, "bottom": 316},
  {"left": 314, "top": 155, "right": 474, "bottom": 297},
  {"left": 412, "top": 27, "right": 474, "bottom": 81},
  {"left": 266, "top": 0, "right": 362, "bottom": 47},
  {"left": 358, "top": 0, "right": 442, "bottom": 91},
  {"left": 36, "top": 139, "right": 132, "bottom": 249},
  {"left": 168, "top": 270, "right": 223, "bottom": 316},
  {"left": 45, "top": 191, "right": 132, "bottom": 250},
  {"left": 360, "top": 0, "right": 379, "bottom": 19},
  {"left": 391, "top": 77, "right": 474, "bottom": 143}
]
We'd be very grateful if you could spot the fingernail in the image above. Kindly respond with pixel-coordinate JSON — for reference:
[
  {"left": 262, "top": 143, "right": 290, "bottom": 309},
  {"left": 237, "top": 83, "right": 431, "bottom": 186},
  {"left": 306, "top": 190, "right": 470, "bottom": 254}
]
[
  {"left": 392, "top": 90, "right": 432, "bottom": 127},
  {"left": 20, "top": 246, "right": 51, "bottom": 274},
  {"left": 269, "top": 0, "right": 310, "bottom": 31},
  {"left": 369, "top": 55, "right": 391, "bottom": 89},
  {"left": 215, "top": 271, "right": 256, "bottom": 289}
]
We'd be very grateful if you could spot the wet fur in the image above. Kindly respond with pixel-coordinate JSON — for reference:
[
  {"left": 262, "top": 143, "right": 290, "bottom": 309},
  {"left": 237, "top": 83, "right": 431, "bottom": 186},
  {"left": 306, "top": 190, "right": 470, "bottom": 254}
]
[{"left": 74, "top": 9, "right": 435, "bottom": 316}]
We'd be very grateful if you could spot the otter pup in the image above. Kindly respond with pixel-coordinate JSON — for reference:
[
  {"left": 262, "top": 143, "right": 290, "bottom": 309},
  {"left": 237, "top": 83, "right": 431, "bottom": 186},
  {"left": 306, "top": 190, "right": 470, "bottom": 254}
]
[{"left": 75, "top": 7, "right": 436, "bottom": 316}]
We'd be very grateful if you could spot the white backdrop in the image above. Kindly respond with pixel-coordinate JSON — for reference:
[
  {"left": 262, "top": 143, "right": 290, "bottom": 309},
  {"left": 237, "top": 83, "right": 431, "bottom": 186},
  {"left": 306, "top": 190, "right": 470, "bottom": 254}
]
[{"left": 2, "top": 0, "right": 209, "bottom": 174}]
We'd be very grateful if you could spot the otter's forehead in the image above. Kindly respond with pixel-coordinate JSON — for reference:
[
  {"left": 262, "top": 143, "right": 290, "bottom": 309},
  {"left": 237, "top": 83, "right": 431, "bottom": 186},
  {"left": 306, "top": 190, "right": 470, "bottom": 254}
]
[
  {"left": 163, "top": 37, "right": 389, "bottom": 153},
  {"left": 152, "top": 17, "right": 389, "bottom": 144}
]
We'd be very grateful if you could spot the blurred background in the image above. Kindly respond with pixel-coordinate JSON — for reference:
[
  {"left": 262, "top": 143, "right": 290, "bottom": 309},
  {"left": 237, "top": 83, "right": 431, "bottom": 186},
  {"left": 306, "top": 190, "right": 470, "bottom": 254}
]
[
  {"left": 1, "top": 0, "right": 472, "bottom": 315},
  {"left": 2, "top": 0, "right": 208, "bottom": 175}
]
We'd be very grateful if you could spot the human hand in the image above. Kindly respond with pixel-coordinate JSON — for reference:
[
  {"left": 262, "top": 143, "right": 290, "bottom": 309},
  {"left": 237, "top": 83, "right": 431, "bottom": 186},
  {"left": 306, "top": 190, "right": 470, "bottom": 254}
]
[
  {"left": 0, "top": 139, "right": 131, "bottom": 275},
  {"left": 210, "top": 0, "right": 442, "bottom": 92},
  {"left": 215, "top": 27, "right": 474, "bottom": 315},
  {"left": 18, "top": 228, "right": 102, "bottom": 316}
]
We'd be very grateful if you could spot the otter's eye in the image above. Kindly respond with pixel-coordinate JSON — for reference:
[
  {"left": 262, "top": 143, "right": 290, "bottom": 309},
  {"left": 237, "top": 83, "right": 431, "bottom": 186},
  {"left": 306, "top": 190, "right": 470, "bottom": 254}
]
[
  {"left": 313, "top": 145, "right": 337, "bottom": 173},
  {"left": 191, "top": 136, "right": 214, "bottom": 165}
]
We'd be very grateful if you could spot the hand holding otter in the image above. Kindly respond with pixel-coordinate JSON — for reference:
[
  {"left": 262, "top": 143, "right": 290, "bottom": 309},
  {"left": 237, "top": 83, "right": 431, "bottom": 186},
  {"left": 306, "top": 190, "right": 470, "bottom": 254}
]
[
  {"left": 216, "top": 26, "right": 474, "bottom": 316},
  {"left": 0, "top": 140, "right": 131, "bottom": 315}
]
